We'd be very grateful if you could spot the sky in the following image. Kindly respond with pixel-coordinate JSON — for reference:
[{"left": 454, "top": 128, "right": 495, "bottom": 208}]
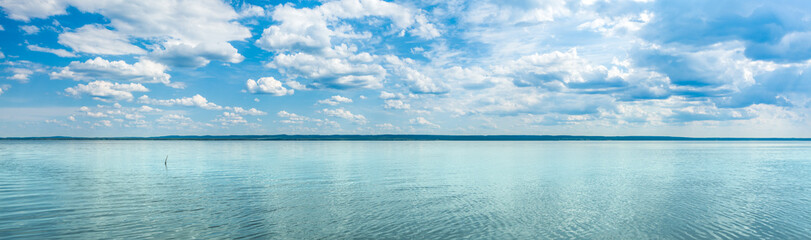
[{"left": 1, "top": 0, "right": 810, "bottom": 137}]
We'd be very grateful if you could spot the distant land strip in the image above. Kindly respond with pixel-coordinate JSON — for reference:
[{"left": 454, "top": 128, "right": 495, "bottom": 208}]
[{"left": 1, "top": 135, "right": 810, "bottom": 141}]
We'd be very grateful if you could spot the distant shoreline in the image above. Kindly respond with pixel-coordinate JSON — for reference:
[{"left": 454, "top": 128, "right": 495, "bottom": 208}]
[{"left": 1, "top": 135, "right": 810, "bottom": 141}]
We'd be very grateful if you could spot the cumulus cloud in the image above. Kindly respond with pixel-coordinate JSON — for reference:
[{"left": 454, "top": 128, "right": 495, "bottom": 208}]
[
  {"left": 0, "top": 84, "right": 9, "bottom": 95},
  {"left": 138, "top": 94, "right": 222, "bottom": 110},
  {"left": 321, "top": 108, "right": 367, "bottom": 124},
  {"left": 64, "top": 80, "right": 149, "bottom": 101},
  {"left": 277, "top": 110, "right": 339, "bottom": 127},
  {"left": 463, "top": 0, "right": 571, "bottom": 25},
  {"left": 317, "top": 95, "right": 353, "bottom": 105},
  {"left": 20, "top": 25, "right": 40, "bottom": 34},
  {"left": 256, "top": 0, "right": 438, "bottom": 52},
  {"left": 379, "top": 91, "right": 404, "bottom": 99},
  {"left": 95, "top": 119, "right": 113, "bottom": 127},
  {"left": 277, "top": 110, "right": 310, "bottom": 124},
  {"left": 50, "top": 57, "right": 181, "bottom": 88},
  {"left": 214, "top": 112, "right": 248, "bottom": 125},
  {"left": 630, "top": 43, "right": 764, "bottom": 99},
  {"left": 384, "top": 55, "right": 448, "bottom": 94},
  {"left": 156, "top": 114, "right": 195, "bottom": 126},
  {"left": 577, "top": 11, "right": 653, "bottom": 37},
  {"left": 57, "top": 24, "right": 145, "bottom": 55},
  {"left": 0, "top": 0, "right": 67, "bottom": 21},
  {"left": 716, "top": 64, "right": 811, "bottom": 108},
  {"left": 137, "top": 105, "right": 160, "bottom": 112},
  {"left": 269, "top": 49, "right": 386, "bottom": 89},
  {"left": 667, "top": 105, "right": 756, "bottom": 123},
  {"left": 245, "top": 77, "right": 294, "bottom": 96},
  {"left": 256, "top": 0, "right": 442, "bottom": 90},
  {"left": 230, "top": 107, "right": 267, "bottom": 116},
  {"left": 238, "top": 4, "right": 265, "bottom": 18},
  {"left": 148, "top": 41, "right": 244, "bottom": 68},
  {"left": 384, "top": 99, "right": 410, "bottom": 110},
  {"left": 409, "top": 117, "right": 439, "bottom": 128},
  {"left": 501, "top": 48, "right": 626, "bottom": 93},
  {"left": 642, "top": 0, "right": 811, "bottom": 62},
  {"left": 285, "top": 80, "right": 307, "bottom": 90},
  {"left": 375, "top": 123, "right": 399, "bottom": 130},
  {"left": 443, "top": 66, "right": 502, "bottom": 90},
  {"left": 27, "top": 45, "right": 76, "bottom": 57},
  {"left": 6, "top": 0, "right": 811, "bottom": 135},
  {"left": 86, "top": 111, "right": 108, "bottom": 118},
  {"left": 8, "top": 68, "right": 34, "bottom": 83},
  {"left": 2, "top": 0, "right": 252, "bottom": 67}
]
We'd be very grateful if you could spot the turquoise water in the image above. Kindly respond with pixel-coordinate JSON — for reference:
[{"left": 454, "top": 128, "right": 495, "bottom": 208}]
[{"left": 1, "top": 141, "right": 810, "bottom": 239}]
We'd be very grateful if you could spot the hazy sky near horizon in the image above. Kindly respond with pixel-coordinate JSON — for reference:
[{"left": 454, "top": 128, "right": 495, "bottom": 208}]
[{"left": 1, "top": 0, "right": 811, "bottom": 137}]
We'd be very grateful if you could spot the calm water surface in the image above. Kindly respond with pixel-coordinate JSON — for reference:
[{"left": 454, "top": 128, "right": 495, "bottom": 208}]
[{"left": 1, "top": 141, "right": 810, "bottom": 239}]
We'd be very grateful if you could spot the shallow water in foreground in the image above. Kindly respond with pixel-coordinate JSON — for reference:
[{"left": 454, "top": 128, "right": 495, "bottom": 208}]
[{"left": 1, "top": 140, "right": 810, "bottom": 239}]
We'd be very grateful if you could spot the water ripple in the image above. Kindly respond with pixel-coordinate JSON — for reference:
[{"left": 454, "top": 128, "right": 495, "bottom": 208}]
[{"left": 0, "top": 141, "right": 810, "bottom": 239}]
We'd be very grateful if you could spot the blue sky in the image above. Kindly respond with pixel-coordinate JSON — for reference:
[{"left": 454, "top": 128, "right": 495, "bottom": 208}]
[{"left": 1, "top": 0, "right": 810, "bottom": 137}]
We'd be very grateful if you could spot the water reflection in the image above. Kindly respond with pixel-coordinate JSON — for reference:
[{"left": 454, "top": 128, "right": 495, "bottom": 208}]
[{"left": 0, "top": 141, "right": 810, "bottom": 239}]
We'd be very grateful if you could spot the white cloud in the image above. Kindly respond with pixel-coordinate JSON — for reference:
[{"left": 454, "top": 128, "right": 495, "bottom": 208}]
[
  {"left": 0, "top": 25, "right": 4, "bottom": 31},
  {"left": 137, "top": 105, "right": 160, "bottom": 112},
  {"left": 0, "top": 84, "right": 9, "bottom": 95},
  {"left": 64, "top": 80, "right": 149, "bottom": 102},
  {"left": 20, "top": 25, "right": 40, "bottom": 34},
  {"left": 384, "top": 55, "right": 448, "bottom": 94},
  {"left": 375, "top": 123, "right": 399, "bottom": 130},
  {"left": 285, "top": 80, "right": 307, "bottom": 90},
  {"left": 238, "top": 4, "right": 265, "bottom": 18},
  {"left": 256, "top": 0, "right": 440, "bottom": 90},
  {"left": 321, "top": 108, "right": 367, "bottom": 124},
  {"left": 86, "top": 111, "right": 107, "bottom": 118},
  {"left": 50, "top": 57, "right": 182, "bottom": 88},
  {"left": 27, "top": 45, "right": 76, "bottom": 57},
  {"left": 277, "top": 110, "right": 309, "bottom": 124},
  {"left": 499, "top": 48, "right": 623, "bottom": 93},
  {"left": 409, "top": 117, "right": 439, "bottom": 128},
  {"left": 96, "top": 119, "right": 113, "bottom": 127},
  {"left": 214, "top": 112, "right": 247, "bottom": 125},
  {"left": 2, "top": 0, "right": 251, "bottom": 67},
  {"left": 384, "top": 99, "right": 410, "bottom": 110},
  {"left": 8, "top": 68, "right": 34, "bottom": 83},
  {"left": 148, "top": 40, "right": 244, "bottom": 68},
  {"left": 379, "top": 91, "right": 404, "bottom": 99},
  {"left": 277, "top": 110, "right": 338, "bottom": 127},
  {"left": 156, "top": 114, "right": 194, "bottom": 125},
  {"left": 57, "top": 24, "right": 145, "bottom": 55},
  {"left": 269, "top": 50, "right": 386, "bottom": 89},
  {"left": 463, "top": 0, "right": 571, "bottom": 25},
  {"left": 256, "top": 0, "right": 438, "bottom": 52},
  {"left": 410, "top": 14, "right": 440, "bottom": 39},
  {"left": 317, "top": 95, "right": 353, "bottom": 105},
  {"left": 246, "top": 77, "right": 294, "bottom": 96},
  {"left": 138, "top": 94, "right": 222, "bottom": 110},
  {"left": 0, "top": 0, "right": 67, "bottom": 21},
  {"left": 77, "top": 0, "right": 251, "bottom": 67},
  {"left": 444, "top": 66, "right": 502, "bottom": 90},
  {"left": 230, "top": 107, "right": 266, "bottom": 116},
  {"left": 577, "top": 11, "right": 653, "bottom": 37}
]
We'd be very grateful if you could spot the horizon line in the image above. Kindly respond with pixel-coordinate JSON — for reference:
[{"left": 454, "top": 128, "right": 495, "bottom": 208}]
[{"left": 1, "top": 134, "right": 810, "bottom": 141}]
